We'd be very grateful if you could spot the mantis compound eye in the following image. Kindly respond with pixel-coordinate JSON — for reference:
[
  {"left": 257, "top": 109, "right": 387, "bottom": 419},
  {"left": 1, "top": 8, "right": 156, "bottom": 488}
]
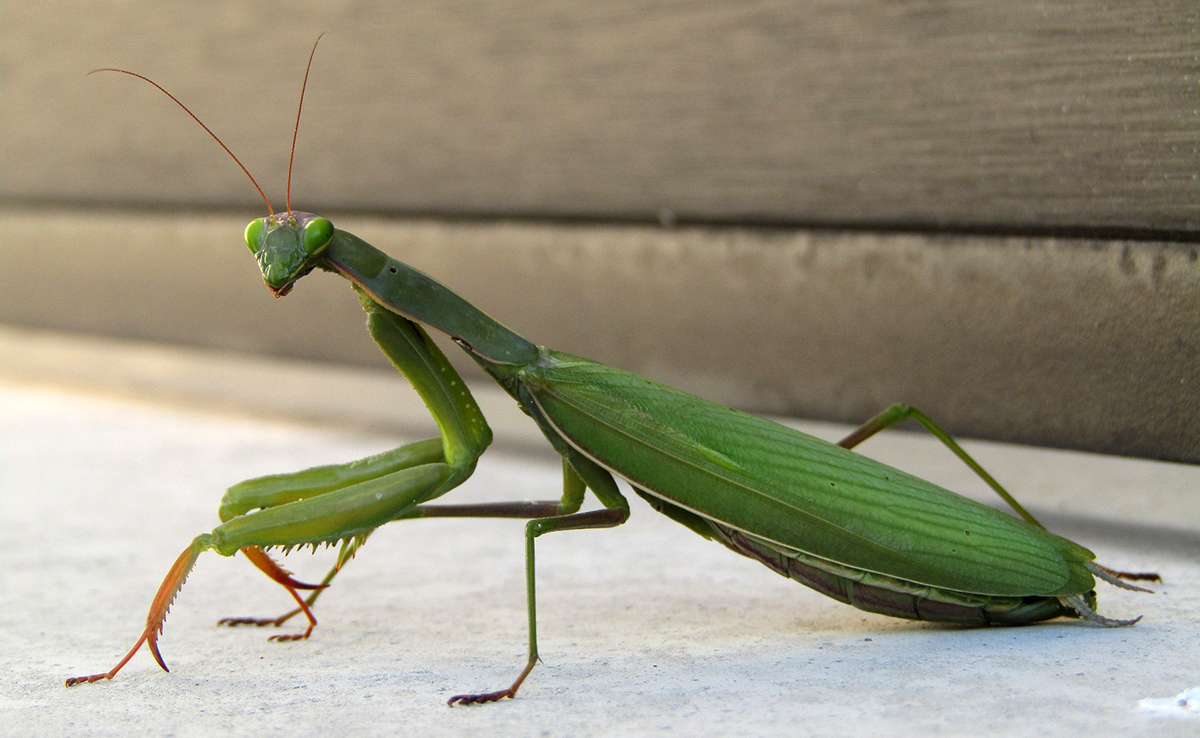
[
  {"left": 244, "top": 218, "right": 266, "bottom": 254},
  {"left": 302, "top": 217, "right": 334, "bottom": 255}
]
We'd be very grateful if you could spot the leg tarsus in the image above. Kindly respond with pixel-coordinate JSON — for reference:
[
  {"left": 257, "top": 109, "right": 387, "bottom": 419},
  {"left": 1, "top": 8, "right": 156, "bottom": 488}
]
[
  {"left": 65, "top": 631, "right": 153, "bottom": 686},
  {"left": 1094, "top": 564, "right": 1156, "bottom": 585},
  {"left": 446, "top": 657, "right": 535, "bottom": 705},
  {"left": 447, "top": 657, "right": 536, "bottom": 706},
  {"left": 1061, "top": 594, "right": 1142, "bottom": 627},
  {"left": 447, "top": 690, "right": 515, "bottom": 706},
  {"left": 218, "top": 612, "right": 300, "bottom": 628},
  {"left": 1087, "top": 561, "right": 1158, "bottom": 592}
]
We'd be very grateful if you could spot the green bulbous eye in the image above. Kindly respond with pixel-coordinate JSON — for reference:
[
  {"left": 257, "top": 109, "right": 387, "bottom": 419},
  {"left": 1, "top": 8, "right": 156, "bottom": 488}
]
[
  {"left": 244, "top": 219, "right": 266, "bottom": 254},
  {"left": 303, "top": 217, "right": 334, "bottom": 255}
]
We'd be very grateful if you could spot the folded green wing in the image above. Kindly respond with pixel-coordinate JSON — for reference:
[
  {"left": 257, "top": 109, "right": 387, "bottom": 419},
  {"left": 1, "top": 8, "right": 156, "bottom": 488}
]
[{"left": 523, "top": 351, "right": 1094, "bottom": 598}]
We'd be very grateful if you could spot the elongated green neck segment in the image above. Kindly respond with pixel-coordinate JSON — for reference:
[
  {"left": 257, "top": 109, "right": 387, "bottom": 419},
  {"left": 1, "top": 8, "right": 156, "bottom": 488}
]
[{"left": 324, "top": 229, "right": 539, "bottom": 366}]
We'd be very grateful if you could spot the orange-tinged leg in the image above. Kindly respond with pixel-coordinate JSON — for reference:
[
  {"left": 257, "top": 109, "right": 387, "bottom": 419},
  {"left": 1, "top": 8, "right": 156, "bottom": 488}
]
[
  {"left": 65, "top": 534, "right": 212, "bottom": 686},
  {"left": 235, "top": 546, "right": 325, "bottom": 641},
  {"left": 217, "top": 538, "right": 362, "bottom": 631},
  {"left": 66, "top": 461, "right": 453, "bottom": 686}
]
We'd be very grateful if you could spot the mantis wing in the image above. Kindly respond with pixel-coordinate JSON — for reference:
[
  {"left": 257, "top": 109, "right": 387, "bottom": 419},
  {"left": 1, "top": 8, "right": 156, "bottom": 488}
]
[{"left": 523, "top": 351, "right": 1095, "bottom": 598}]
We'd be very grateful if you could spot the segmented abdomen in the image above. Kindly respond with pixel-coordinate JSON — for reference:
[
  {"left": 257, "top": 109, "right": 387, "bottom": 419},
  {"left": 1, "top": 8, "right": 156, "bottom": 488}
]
[{"left": 711, "top": 524, "right": 1088, "bottom": 625}]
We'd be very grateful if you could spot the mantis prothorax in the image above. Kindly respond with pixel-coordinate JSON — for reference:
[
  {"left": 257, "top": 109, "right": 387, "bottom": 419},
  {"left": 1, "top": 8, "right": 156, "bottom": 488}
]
[{"left": 68, "top": 37, "right": 1157, "bottom": 705}]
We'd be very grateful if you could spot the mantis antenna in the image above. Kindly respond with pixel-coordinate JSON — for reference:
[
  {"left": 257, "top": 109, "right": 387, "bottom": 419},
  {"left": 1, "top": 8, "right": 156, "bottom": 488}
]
[
  {"left": 286, "top": 33, "right": 326, "bottom": 217},
  {"left": 88, "top": 34, "right": 328, "bottom": 218}
]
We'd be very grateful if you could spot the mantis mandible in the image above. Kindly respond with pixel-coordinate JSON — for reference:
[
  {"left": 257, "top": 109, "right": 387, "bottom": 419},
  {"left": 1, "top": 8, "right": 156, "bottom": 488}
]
[{"left": 68, "top": 39, "right": 1157, "bottom": 704}]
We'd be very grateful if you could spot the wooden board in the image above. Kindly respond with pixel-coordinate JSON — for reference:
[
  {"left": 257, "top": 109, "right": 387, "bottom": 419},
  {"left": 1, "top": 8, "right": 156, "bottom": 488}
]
[
  {"left": 3, "top": 210, "right": 1196, "bottom": 463},
  {"left": 4, "top": 0, "right": 1199, "bottom": 231}
]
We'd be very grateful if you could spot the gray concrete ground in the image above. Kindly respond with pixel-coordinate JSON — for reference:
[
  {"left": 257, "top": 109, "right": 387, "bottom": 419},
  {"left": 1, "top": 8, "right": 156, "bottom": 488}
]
[{"left": 1, "top": 332, "right": 1197, "bottom": 737}]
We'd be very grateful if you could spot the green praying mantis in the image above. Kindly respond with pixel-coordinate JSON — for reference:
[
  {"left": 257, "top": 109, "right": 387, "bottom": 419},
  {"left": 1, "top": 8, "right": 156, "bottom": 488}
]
[{"left": 67, "top": 39, "right": 1157, "bottom": 705}]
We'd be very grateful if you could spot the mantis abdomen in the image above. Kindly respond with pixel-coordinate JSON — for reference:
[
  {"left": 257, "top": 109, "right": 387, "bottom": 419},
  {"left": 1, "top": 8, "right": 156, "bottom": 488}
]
[{"left": 712, "top": 525, "right": 1084, "bottom": 625}]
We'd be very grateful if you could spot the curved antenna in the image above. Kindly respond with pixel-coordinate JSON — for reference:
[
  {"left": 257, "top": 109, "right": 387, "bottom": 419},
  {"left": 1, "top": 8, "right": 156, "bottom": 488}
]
[
  {"left": 88, "top": 68, "right": 275, "bottom": 216},
  {"left": 286, "top": 33, "right": 326, "bottom": 216}
]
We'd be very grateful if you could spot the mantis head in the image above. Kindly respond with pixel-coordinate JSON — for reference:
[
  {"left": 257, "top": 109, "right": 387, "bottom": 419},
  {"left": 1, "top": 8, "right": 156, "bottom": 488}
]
[
  {"left": 244, "top": 212, "right": 334, "bottom": 296},
  {"left": 92, "top": 37, "right": 331, "bottom": 299}
]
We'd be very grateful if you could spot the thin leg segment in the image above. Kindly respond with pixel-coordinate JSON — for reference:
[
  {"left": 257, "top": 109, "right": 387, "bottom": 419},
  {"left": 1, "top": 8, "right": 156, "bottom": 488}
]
[
  {"left": 447, "top": 454, "right": 631, "bottom": 706},
  {"left": 836, "top": 403, "right": 1041, "bottom": 527}
]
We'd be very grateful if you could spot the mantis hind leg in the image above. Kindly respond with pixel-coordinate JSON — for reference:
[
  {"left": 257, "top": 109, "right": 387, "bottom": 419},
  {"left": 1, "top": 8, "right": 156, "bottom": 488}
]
[
  {"left": 837, "top": 404, "right": 1041, "bottom": 526},
  {"left": 838, "top": 403, "right": 1159, "bottom": 584}
]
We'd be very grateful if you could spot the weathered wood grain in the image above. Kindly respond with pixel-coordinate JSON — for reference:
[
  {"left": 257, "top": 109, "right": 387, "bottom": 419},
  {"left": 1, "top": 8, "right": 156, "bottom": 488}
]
[{"left": 4, "top": 1, "right": 1199, "bottom": 230}]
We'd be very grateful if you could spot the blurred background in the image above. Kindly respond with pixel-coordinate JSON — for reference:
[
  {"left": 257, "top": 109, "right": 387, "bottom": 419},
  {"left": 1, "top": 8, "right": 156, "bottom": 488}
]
[{"left": 2, "top": 0, "right": 1198, "bottom": 462}]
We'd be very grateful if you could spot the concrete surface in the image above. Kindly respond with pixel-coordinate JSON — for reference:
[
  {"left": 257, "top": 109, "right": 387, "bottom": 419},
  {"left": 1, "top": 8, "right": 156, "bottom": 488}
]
[{"left": 1, "top": 341, "right": 1198, "bottom": 737}]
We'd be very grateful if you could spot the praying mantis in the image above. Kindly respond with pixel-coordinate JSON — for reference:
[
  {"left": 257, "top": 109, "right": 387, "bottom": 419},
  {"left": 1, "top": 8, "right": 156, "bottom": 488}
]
[{"left": 67, "top": 39, "right": 1156, "bottom": 705}]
